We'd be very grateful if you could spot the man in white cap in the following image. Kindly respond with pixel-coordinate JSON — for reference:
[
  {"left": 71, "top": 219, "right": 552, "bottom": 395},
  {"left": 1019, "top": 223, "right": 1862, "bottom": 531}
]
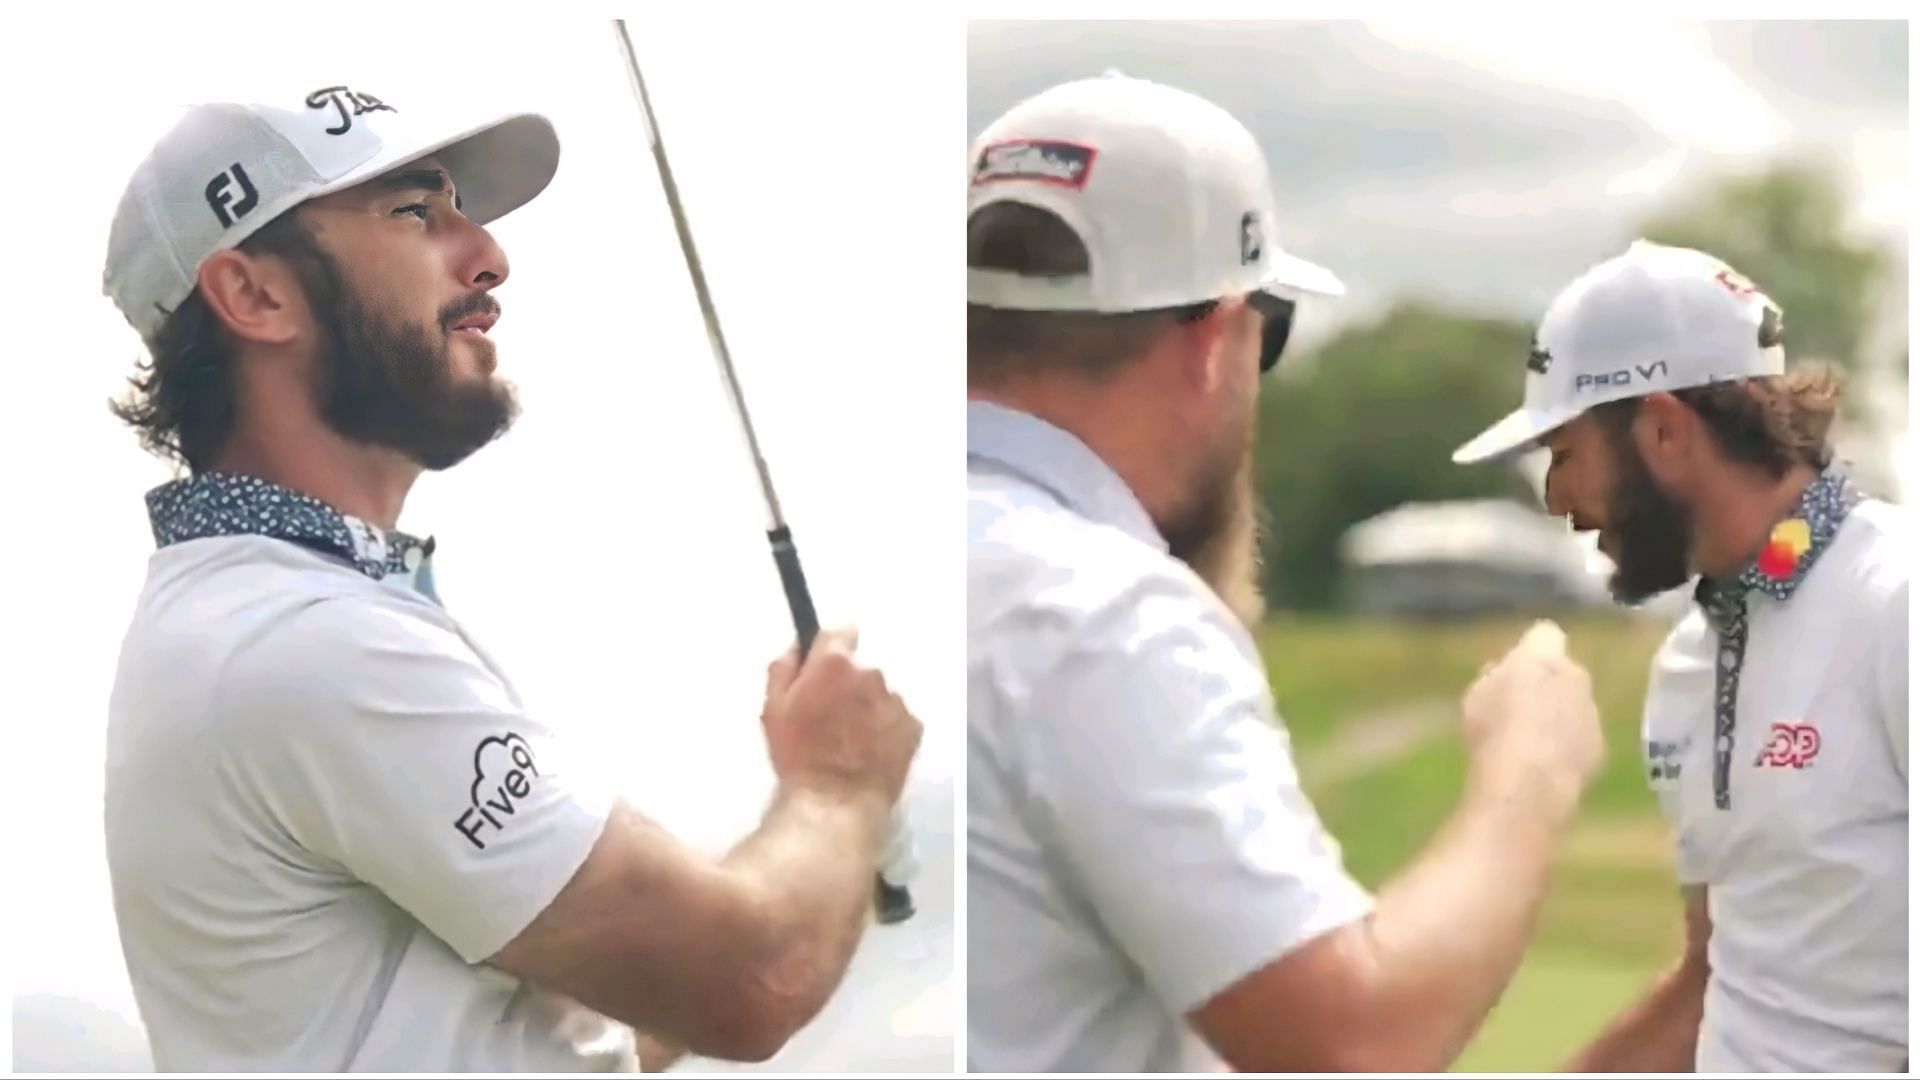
[
  {"left": 102, "top": 87, "right": 921, "bottom": 1071},
  {"left": 966, "top": 72, "right": 1607, "bottom": 1073},
  {"left": 1454, "top": 240, "right": 1908, "bottom": 1072}
]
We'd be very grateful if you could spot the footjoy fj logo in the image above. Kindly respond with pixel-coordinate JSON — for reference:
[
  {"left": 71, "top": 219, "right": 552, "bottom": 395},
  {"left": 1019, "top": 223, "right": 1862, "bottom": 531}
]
[
  {"left": 1755, "top": 722, "right": 1821, "bottom": 769},
  {"left": 455, "top": 733, "right": 542, "bottom": 851},
  {"left": 305, "top": 85, "right": 397, "bottom": 136},
  {"left": 972, "top": 140, "right": 1096, "bottom": 189},
  {"left": 205, "top": 162, "right": 259, "bottom": 228}
]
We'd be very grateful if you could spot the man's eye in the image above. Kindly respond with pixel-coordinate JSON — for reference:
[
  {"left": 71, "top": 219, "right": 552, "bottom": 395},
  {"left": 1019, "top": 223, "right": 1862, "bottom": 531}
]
[
  {"left": 395, "top": 204, "right": 429, "bottom": 219},
  {"left": 1550, "top": 449, "right": 1571, "bottom": 467}
]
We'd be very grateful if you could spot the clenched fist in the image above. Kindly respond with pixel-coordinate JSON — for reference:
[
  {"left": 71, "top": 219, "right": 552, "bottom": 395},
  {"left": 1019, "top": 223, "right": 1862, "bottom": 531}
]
[
  {"left": 1460, "top": 620, "right": 1604, "bottom": 822},
  {"left": 760, "top": 627, "right": 923, "bottom": 808}
]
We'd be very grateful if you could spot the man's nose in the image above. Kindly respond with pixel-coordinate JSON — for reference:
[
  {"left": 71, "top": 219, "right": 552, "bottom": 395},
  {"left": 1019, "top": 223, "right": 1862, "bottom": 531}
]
[
  {"left": 456, "top": 217, "right": 510, "bottom": 291},
  {"left": 1543, "top": 466, "right": 1573, "bottom": 521}
]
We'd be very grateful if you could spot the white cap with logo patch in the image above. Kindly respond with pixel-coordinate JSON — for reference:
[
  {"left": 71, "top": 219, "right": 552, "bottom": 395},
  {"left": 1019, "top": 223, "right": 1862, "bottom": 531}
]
[
  {"left": 104, "top": 86, "right": 559, "bottom": 341},
  {"left": 1452, "top": 240, "right": 1787, "bottom": 465},
  {"left": 966, "top": 72, "right": 1343, "bottom": 313}
]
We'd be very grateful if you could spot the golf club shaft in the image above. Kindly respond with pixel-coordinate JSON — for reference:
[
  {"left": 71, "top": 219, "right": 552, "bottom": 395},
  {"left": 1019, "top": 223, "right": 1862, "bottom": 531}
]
[{"left": 612, "top": 20, "right": 914, "bottom": 919}]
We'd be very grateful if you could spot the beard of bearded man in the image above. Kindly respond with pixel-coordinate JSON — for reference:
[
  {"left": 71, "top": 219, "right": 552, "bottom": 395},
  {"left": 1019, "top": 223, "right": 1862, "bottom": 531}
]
[
  {"left": 1163, "top": 412, "right": 1268, "bottom": 630},
  {"left": 1602, "top": 421, "right": 1696, "bottom": 603},
  {"left": 289, "top": 235, "right": 520, "bottom": 471}
]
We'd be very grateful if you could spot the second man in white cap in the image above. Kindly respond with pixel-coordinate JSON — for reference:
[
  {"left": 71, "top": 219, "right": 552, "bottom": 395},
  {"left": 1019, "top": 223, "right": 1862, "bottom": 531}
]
[
  {"left": 966, "top": 72, "right": 1606, "bottom": 1073},
  {"left": 1457, "top": 240, "right": 1909, "bottom": 1073}
]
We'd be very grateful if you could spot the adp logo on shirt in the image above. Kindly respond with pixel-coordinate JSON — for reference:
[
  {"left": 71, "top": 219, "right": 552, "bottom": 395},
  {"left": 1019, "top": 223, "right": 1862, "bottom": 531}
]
[
  {"left": 1755, "top": 722, "right": 1821, "bottom": 769},
  {"left": 455, "top": 733, "right": 542, "bottom": 851}
]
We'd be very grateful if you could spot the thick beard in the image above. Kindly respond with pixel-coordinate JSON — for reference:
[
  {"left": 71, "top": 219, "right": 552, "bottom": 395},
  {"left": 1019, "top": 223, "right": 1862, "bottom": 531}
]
[
  {"left": 297, "top": 245, "right": 519, "bottom": 471},
  {"left": 1603, "top": 426, "right": 1695, "bottom": 603},
  {"left": 1164, "top": 424, "right": 1268, "bottom": 630}
]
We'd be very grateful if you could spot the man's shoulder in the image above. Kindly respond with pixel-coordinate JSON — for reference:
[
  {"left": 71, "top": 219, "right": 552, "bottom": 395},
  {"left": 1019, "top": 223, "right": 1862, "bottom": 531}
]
[
  {"left": 1849, "top": 495, "right": 1911, "bottom": 539},
  {"left": 126, "top": 537, "right": 477, "bottom": 725},
  {"left": 970, "top": 469, "right": 1224, "bottom": 643},
  {"left": 145, "top": 533, "right": 388, "bottom": 603},
  {"left": 968, "top": 469, "right": 1262, "bottom": 729},
  {"left": 970, "top": 465, "right": 1197, "bottom": 590},
  {"left": 1828, "top": 498, "right": 1910, "bottom": 607}
]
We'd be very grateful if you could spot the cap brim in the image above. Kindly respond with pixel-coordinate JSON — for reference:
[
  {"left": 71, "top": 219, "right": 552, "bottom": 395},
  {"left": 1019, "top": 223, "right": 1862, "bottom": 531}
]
[
  {"left": 1452, "top": 404, "right": 1582, "bottom": 465},
  {"left": 318, "top": 111, "right": 560, "bottom": 228},
  {"left": 431, "top": 113, "right": 560, "bottom": 226},
  {"left": 1259, "top": 248, "right": 1345, "bottom": 299}
]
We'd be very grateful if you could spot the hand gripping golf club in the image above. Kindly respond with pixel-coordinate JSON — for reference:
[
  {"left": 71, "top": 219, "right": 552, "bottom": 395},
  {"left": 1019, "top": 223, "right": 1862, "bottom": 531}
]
[{"left": 613, "top": 21, "right": 916, "bottom": 925}]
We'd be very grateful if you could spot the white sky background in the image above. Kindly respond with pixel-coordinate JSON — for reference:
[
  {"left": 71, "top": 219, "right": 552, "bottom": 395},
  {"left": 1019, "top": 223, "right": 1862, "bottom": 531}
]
[{"left": 1, "top": 12, "right": 960, "bottom": 1072}]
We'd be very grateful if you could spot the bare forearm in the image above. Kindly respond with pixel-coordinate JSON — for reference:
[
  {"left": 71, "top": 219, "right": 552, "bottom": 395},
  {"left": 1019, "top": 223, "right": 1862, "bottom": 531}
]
[
  {"left": 721, "top": 786, "right": 889, "bottom": 1024},
  {"left": 1360, "top": 781, "right": 1575, "bottom": 1068},
  {"left": 1567, "top": 961, "right": 1706, "bottom": 1072}
]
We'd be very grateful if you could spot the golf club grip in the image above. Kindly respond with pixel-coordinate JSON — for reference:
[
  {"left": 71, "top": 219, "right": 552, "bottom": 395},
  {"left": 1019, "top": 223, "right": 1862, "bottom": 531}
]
[
  {"left": 764, "top": 525, "right": 915, "bottom": 923},
  {"left": 767, "top": 526, "right": 820, "bottom": 656}
]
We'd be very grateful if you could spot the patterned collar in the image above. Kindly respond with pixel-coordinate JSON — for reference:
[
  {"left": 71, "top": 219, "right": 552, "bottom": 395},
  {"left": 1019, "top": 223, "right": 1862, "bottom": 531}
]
[
  {"left": 1694, "top": 467, "right": 1860, "bottom": 621},
  {"left": 147, "top": 471, "right": 436, "bottom": 584}
]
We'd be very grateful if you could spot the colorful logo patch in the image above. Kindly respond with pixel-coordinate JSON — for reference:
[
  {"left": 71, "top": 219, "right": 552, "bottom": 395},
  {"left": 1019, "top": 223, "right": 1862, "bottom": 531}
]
[
  {"left": 1757, "top": 517, "right": 1811, "bottom": 580},
  {"left": 1714, "top": 266, "right": 1759, "bottom": 298},
  {"left": 971, "top": 140, "right": 1097, "bottom": 189},
  {"left": 1755, "top": 722, "right": 1821, "bottom": 769}
]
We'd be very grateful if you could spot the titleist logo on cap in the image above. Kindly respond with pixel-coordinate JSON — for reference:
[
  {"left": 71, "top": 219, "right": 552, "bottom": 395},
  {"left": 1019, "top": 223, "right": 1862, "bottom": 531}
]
[
  {"left": 972, "top": 140, "right": 1096, "bottom": 189},
  {"left": 304, "top": 85, "right": 397, "bottom": 136}
]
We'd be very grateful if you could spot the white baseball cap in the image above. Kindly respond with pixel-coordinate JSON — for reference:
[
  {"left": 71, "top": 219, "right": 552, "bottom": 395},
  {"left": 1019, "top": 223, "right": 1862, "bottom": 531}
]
[
  {"left": 1452, "top": 240, "right": 1787, "bottom": 465},
  {"left": 104, "top": 85, "right": 560, "bottom": 341},
  {"left": 966, "top": 72, "right": 1343, "bottom": 312}
]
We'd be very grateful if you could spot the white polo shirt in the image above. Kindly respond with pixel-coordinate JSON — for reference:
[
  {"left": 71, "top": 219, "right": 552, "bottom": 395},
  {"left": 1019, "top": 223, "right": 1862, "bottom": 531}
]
[
  {"left": 1642, "top": 477, "right": 1908, "bottom": 1072},
  {"left": 105, "top": 473, "right": 636, "bottom": 1072},
  {"left": 967, "top": 402, "right": 1374, "bottom": 1073}
]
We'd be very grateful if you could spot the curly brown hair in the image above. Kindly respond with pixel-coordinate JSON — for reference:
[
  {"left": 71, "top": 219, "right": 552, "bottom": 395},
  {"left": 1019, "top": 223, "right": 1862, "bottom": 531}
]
[
  {"left": 1591, "top": 367, "right": 1842, "bottom": 479},
  {"left": 108, "top": 212, "right": 319, "bottom": 472}
]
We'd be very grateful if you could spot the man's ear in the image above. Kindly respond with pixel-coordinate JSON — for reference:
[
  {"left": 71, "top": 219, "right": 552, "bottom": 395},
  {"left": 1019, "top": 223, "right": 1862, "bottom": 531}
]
[
  {"left": 196, "top": 246, "right": 304, "bottom": 347},
  {"left": 1633, "top": 391, "right": 1697, "bottom": 482}
]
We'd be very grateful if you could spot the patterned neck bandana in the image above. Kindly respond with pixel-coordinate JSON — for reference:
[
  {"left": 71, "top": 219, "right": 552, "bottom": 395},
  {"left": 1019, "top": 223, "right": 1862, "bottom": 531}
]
[
  {"left": 146, "top": 471, "right": 441, "bottom": 603},
  {"left": 1692, "top": 468, "right": 1862, "bottom": 809}
]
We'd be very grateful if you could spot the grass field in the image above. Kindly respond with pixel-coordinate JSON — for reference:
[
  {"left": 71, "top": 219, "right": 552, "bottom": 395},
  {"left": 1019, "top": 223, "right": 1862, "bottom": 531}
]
[{"left": 1255, "top": 612, "right": 1685, "bottom": 1072}]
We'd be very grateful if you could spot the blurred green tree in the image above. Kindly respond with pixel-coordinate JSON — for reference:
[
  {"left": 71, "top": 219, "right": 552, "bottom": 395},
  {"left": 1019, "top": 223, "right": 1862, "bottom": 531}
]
[
  {"left": 1637, "top": 159, "right": 1891, "bottom": 374},
  {"left": 1254, "top": 304, "right": 1532, "bottom": 610}
]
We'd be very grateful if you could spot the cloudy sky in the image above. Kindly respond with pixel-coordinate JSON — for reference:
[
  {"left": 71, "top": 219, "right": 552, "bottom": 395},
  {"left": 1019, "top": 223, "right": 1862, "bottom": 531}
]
[
  {"left": 970, "top": 18, "right": 1909, "bottom": 499},
  {"left": 969, "top": 19, "right": 1907, "bottom": 344}
]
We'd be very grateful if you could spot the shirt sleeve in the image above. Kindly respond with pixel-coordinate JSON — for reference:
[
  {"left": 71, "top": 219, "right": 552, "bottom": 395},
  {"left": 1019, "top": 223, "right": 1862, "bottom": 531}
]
[
  {"left": 1018, "top": 570, "right": 1374, "bottom": 1015},
  {"left": 213, "top": 594, "right": 616, "bottom": 964},
  {"left": 1877, "top": 578, "right": 1907, "bottom": 780}
]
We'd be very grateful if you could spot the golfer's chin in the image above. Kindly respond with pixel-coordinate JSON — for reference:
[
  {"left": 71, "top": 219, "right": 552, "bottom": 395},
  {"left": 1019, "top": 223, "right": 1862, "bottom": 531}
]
[{"left": 449, "top": 332, "right": 500, "bottom": 377}]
